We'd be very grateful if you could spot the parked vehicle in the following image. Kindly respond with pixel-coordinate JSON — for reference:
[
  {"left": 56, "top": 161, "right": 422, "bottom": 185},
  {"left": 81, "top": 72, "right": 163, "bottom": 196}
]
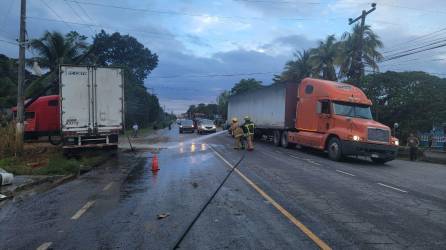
[
  {"left": 227, "top": 78, "right": 399, "bottom": 163},
  {"left": 197, "top": 119, "right": 216, "bottom": 134},
  {"left": 12, "top": 95, "right": 61, "bottom": 144},
  {"left": 179, "top": 119, "right": 195, "bottom": 133},
  {"left": 60, "top": 65, "right": 124, "bottom": 149}
]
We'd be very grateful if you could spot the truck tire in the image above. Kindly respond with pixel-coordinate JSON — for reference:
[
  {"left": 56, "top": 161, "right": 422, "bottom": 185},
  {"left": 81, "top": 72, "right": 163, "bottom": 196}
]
[
  {"left": 49, "top": 135, "right": 62, "bottom": 145},
  {"left": 281, "top": 131, "right": 295, "bottom": 148},
  {"left": 328, "top": 137, "right": 343, "bottom": 161},
  {"left": 273, "top": 130, "right": 281, "bottom": 147}
]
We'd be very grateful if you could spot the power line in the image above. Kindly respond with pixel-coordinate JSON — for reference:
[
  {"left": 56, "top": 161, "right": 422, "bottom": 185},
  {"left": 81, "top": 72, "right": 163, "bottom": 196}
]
[
  {"left": 64, "top": 0, "right": 95, "bottom": 34},
  {"left": 379, "top": 3, "right": 446, "bottom": 15},
  {"left": 27, "top": 16, "right": 177, "bottom": 38},
  {"left": 382, "top": 43, "right": 446, "bottom": 62},
  {"left": 383, "top": 39, "right": 446, "bottom": 58},
  {"left": 67, "top": 0, "right": 329, "bottom": 21},
  {"left": 148, "top": 71, "right": 278, "bottom": 79},
  {"left": 0, "top": 38, "right": 18, "bottom": 45},
  {"left": 40, "top": 0, "right": 76, "bottom": 30},
  {"left": 383, "top": 27, "right": 446, "bottom": 52},
  {"left": 71, "top": 0, "right": 103, "bottom": 31},
  {"left": 382, "top": 36, "right": 446, "bottom": 55},
  {"left": 0, "top": 0, "right": 16, "bottom": 40}
]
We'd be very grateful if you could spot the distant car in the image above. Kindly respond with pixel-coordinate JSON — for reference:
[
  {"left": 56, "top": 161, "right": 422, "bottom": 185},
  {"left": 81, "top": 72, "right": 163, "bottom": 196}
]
[
  {"left": 179, "top": 119, "right": 194, "bottom": 133},
  {"left": 197, "top": 119, "right": 216, "bottom": 134}
]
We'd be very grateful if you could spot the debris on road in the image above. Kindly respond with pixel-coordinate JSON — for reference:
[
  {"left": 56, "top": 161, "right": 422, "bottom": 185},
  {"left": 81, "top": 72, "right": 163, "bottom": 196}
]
[
  {"left": 157, "top": 212, "right": 170, "bottom": 219},
  {"left": 0, "top": 168, "right": 14, "bottom": 186}
]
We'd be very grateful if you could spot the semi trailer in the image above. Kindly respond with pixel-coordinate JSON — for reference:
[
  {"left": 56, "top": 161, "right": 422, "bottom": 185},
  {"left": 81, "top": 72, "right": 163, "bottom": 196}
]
[
  {"left": 59, "top": 65, "right": 124, "bottom": 149},
  {"left": 227, "top": 78, "right": 399, "bottom": 163}
]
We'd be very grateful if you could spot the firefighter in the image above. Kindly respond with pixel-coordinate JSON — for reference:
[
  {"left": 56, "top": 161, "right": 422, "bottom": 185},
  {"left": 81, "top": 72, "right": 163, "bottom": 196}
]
[
  {"left": 229, "top": 117, "right": 238, "bottom": 137},
  {"left": 407, "top": 133, "right": 420, "bottom": 161},
  {"left": 242, "top": 116, "right": 255, "bottom": 151},
  {"left": 230, "top": 118, "right": 243, "bottom": 149}
]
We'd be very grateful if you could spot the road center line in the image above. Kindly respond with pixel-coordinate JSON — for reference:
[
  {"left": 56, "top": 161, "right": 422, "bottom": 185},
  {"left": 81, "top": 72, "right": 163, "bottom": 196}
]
[
  {"left": 377, "top": 183, "right": 408, "bottom": 193},
  {"left": 102, "top": 182, "right": 113, "bottom": 191},
  {"left": 210, "top": 146, "right": 331, "bottom": 250},
  {"left": 71, "top": 200, "right": 96, "bottom": 220},
  {"left": 306, "top": 159, "right": 321, "bottom": 166},
  {"left": 335, "top": 170, "right": 355, "bottom": 176},
  {"left": 36, "top": 242, "right": 52, "bottom": 250},
  {"left": 288, "top": 154, "right": 304, "bottom": 160}
]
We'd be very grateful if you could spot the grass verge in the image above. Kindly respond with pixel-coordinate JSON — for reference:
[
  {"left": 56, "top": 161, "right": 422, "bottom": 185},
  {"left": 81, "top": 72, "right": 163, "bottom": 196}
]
[{"left": 0, "top": 149, "right": 111, "bottom": 176}]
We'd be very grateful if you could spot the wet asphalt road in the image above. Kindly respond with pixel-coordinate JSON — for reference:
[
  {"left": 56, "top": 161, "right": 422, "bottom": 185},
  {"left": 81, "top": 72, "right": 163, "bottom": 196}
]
[{"left": 0, "top": 125, "right": 445, "bottom": 249}]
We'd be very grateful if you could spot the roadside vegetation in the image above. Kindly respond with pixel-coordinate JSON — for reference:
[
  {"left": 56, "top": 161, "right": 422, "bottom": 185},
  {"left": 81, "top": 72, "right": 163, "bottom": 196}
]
[
  {"left": 0, "top": 145, "right": 112, "bottom": 176},
  {"left": 0, "top": 29, "right": 175, "bottom": 170}
]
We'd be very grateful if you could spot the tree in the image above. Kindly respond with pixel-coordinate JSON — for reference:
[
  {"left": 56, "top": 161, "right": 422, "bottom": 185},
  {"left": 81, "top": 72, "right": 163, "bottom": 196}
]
[
  {"left": 231, "top": 78, "right": 263, "bottom": 95},
  {"left": 92, "top": 31, "right": 160, "bottom": 128},
  {"left": 29, "top": 31, "right": 88, "bottom": 72},
  {"left": 281, "top": 49, "right": 313, "bottom": 83},
  {"left": 338, "top": 24, "right": 383, "bottom": 84},
  {"left": 310, "top": 35, "right": 338, "bottom": 81},
  {"left": 92, "top": 31, "right": 158, "bottom": 84},
  {"left": 363, "top": 71, "right": 446, "bottom": 141},
  {"left": 217, "top": 90, "right": 230, "bottom": 119}
]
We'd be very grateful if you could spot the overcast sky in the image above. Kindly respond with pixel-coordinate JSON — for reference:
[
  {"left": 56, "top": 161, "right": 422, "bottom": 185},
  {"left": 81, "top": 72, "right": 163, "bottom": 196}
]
[{"left": 1, "top": 0, "right": 445, "bottom": 113}]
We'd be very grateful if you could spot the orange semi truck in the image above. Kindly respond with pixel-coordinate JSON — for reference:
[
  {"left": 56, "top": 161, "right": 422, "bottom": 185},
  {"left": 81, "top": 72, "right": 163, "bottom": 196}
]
[{"left": 227, "top": 78, "right": 399, "bottom": 163}]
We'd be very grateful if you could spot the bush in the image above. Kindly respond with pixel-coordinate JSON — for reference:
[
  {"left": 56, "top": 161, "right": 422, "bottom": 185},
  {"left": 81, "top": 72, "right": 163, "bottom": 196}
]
[{"left": 0, "top": 122, "right": 16, "bottom": 158}]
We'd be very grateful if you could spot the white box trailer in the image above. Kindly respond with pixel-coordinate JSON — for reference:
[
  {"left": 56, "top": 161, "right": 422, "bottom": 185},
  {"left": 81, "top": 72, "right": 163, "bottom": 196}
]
[
  {"left": 227, "top": 83, "right": 298, "bottom": 130},
  {"left": 59, "top": 65, "right": 124, "bottom": 148}
]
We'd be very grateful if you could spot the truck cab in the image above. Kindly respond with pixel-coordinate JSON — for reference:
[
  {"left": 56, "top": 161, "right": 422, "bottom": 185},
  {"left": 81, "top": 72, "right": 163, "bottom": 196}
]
[
  {"left": 290, "top": 78, "right": 399, "bottom": 163},
  {"left": 12, "top": 95, "right": 60, "bottom": 140}
]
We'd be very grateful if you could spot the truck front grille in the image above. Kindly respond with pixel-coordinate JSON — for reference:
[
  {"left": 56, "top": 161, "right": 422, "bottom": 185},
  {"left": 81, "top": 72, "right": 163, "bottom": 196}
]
[{"left": 367, "top": 128, "right": 389, "bottom": 143}]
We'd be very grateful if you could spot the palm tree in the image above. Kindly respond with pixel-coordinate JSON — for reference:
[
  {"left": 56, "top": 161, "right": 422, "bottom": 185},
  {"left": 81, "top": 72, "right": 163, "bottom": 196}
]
[
  {"left": 310, "top": 35, "right": 338, "bottom": 81},
  {"left": 282, "top": 49, "right": 313, "bottom": 83},
  {"left": 29, "top": 31, "right": 88, "bottom": 72},
  {"left": 338, "top": 24, "right": 383, "bottom": 81}
]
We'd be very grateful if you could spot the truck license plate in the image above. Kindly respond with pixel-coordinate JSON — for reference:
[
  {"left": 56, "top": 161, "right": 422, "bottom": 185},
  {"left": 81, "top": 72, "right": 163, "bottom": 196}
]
[{"left": 371, "top": 154, "right": 379, "bottom": 158}]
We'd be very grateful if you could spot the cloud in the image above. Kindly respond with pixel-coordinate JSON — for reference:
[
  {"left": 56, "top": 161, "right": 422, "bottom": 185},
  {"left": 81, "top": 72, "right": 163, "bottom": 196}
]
[{"left": 261, "top": 34, "right": 317, "bottom": 56}]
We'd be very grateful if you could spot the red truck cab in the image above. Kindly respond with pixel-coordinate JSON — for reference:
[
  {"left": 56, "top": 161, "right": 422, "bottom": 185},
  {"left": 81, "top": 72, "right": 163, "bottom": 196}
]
[
  {"left": 12, "top": 95, "right": 60, "bottom": 139},
  {"left": 287, "top": 78, "right": 399, "bottom": 163}
]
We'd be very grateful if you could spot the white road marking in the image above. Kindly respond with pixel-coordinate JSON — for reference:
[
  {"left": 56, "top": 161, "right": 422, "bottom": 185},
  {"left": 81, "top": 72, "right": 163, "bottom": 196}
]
[
  {"left": 71, "top": 200, "right": 96, "bottom": 220},
  {"left": 377, "top": 183, "right": 408, "bottom": 193},
  {"left": 305, "top": 159, "right": 321, "bottom": 166},
  {"left": 335, "top": 169, "right": 355, "bottom": 176},
  {"left": 102, "top": 182, "right": 113, "bottom": 191},
  {"left": 209, "top": 146, "right": 331, "bottom": 250},
  {"left": 288, "top": 154, "right": 303, "bottom": 160},
  {"left": 36, "top": 242, "right": 52, "bottom": 250}
]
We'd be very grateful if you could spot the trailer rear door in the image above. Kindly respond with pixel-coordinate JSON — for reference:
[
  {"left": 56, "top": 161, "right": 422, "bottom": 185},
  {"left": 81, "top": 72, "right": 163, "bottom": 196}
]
[
  {"left": 60, "top": 66, "right": 92, "bottom": 132},
  {"left": 94, "top": 67, "right": 123, "bottom": 130}
]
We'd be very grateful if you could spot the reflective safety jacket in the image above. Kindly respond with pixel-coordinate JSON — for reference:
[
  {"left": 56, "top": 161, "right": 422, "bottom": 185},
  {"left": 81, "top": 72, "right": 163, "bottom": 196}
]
[{"left": 242, "top": 122, "right": 255, "bottom": 135}]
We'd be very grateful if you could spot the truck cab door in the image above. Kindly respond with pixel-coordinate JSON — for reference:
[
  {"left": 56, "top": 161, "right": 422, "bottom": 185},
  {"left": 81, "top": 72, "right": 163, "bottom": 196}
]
[{"left": 317, "top": 100, "right": 332, "bottom": 133}]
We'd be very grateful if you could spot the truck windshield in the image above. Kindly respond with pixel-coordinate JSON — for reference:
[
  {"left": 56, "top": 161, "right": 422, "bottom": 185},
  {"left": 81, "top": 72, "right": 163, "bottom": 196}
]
[{"left": 333, "top": 102, "right": 372, "bottom": 119}]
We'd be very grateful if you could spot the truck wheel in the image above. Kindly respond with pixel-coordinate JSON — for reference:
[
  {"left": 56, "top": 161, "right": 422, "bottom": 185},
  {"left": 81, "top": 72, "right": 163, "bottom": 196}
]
[
  {"left": 273, "top": 130, "right": 281, "bottom": 147},
  {"left": 328, "top": 137, "right": 343, "bottom": 161},
  {"left": 281, "top": 131, "right": 295, "bottom": 148},
  {"left": 49, "top": 135, "right": 62, "bottom": 145}
]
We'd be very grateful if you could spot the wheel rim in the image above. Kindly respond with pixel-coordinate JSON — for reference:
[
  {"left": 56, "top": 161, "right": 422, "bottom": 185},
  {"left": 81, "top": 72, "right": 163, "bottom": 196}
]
[
  {"left": 330, "top": 142, "right": 339, "bottom": 157},
  {"left": 282, "top": 133, "right": 287, "bottom": 146}
]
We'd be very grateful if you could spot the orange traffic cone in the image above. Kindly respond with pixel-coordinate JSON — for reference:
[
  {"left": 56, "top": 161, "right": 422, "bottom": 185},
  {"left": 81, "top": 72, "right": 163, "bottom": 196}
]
[{"left": 151, "top": 154, "right": 159, "bottom": 172}]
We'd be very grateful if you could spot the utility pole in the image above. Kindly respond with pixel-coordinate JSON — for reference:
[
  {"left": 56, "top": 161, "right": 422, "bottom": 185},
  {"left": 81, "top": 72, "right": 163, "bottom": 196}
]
[
  {"left": 348, "top": 3, "right": 376, "bottom": 85},
  {"left": 16, "top": 0, "right": 27, "bottom": 154}
]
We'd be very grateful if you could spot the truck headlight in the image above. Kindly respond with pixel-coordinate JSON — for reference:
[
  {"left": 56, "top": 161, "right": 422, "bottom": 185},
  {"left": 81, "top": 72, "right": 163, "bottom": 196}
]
[
  {"left": 393, "top": 140, "right": 399, "bottom": 146},
  {"left": 352, "top": 135, "right": 361, "bottom": 141}
]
